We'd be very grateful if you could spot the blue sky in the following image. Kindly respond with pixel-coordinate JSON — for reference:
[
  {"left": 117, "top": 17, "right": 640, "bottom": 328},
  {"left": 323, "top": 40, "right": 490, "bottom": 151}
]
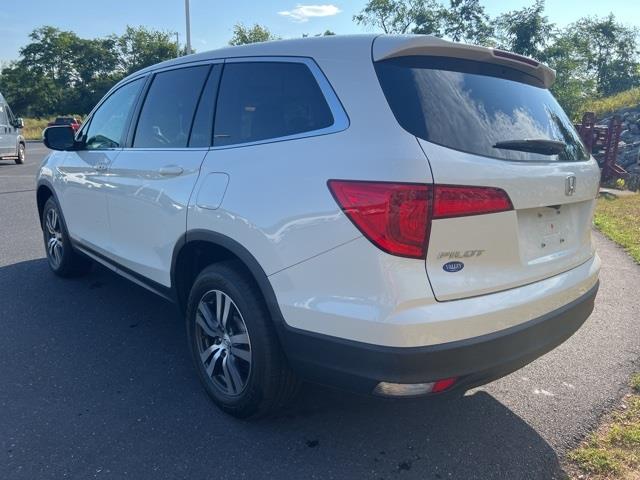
[{"left": 1, "top": 0, "right": 638, "bottom": 63}]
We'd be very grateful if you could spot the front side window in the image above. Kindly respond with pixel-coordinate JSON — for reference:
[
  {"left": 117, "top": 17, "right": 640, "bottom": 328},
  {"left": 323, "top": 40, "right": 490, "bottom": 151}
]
[
  {"left": 375, "top": 56, "right": 589, "bottom": 162},
  {"left": 134, "top": 65, "right": 210, "bottom": 148},
  {"left": 213, "top": 62, "right": 334, "bottom": 147},
  {"left": 85, "top": 78, "right": 144, "bottom": 150}
]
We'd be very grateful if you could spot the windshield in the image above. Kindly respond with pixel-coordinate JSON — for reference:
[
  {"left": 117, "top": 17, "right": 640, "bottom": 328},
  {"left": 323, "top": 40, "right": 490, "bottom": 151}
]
[{"left": 375, "top": 56, "right": 589, "bottom": 162}]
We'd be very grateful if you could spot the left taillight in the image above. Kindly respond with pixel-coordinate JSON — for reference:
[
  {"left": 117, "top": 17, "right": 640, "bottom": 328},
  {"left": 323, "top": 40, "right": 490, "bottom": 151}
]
[{"left": 327, "top": 180, "right": 432, "bottom": 259}]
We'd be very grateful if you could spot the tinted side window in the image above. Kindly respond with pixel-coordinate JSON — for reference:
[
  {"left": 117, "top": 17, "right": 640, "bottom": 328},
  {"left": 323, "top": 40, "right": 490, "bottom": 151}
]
[
  {"left": 85, "top": 78, "right": 144, "bottom": 150},
  {"left": 214, "top": 62, "right": 334, "bottom": 147},
  {"left": 189, "top": 65, "right": 222, "bottom": 147},
  {"left": 134, "top": 66, "right": 210, "bottom": 148},
  {"left": 0, "top": 105, "right": 7, "bottom": 125}
]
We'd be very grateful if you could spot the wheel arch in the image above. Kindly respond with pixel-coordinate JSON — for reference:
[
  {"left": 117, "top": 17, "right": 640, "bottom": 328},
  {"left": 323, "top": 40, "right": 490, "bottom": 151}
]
[
  {"left": 171, "top": 230, "right": 286, "bottom": 328},
  {"left": 36, "top": 181, "right": 56, "bottom": 227}
]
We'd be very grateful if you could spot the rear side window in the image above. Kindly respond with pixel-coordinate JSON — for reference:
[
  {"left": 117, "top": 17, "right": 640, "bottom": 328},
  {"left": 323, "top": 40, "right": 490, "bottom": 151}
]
[
  {"left": 213, "top": 62, "right": 334, "bottom": 147},
  {"left": 134, "top": 65, "right": 210, "bottom": 148},
  {"left": 375, "top": 56, "right": 589, "bottom": 162}
]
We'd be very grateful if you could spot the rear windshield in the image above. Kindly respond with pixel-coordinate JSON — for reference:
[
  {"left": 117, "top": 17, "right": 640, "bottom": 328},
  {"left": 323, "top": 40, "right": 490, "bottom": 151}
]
[{"left": 375, "top": 56, "right": 589, "bottom": 162}]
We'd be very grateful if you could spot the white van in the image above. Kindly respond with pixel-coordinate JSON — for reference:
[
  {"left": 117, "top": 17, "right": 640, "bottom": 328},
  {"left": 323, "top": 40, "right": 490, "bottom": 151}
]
[{"left": 0, "top": 92, "right": 25, "bottom": 164}]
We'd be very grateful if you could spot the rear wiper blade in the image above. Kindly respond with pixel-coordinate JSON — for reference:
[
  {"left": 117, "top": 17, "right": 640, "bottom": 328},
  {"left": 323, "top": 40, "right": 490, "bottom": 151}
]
[{"left": 492, "top": 139, "right": 566, "bottom": 155}]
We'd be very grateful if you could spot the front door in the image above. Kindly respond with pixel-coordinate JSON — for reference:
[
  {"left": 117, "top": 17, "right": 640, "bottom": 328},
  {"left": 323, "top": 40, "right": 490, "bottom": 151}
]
[{"left": 56, "top": 78, "right": 145, "bottom": 254}]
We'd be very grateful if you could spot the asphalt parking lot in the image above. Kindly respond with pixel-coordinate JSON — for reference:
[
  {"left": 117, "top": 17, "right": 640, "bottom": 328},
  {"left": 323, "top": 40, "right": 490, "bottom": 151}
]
[{"left": 1, "top": 143, "right": 639, "bottom": 479}]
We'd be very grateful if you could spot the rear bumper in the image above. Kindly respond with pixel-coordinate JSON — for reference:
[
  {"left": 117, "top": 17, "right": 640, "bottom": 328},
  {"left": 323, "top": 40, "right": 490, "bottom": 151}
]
[{"left": 278, "top": 281, "right": 599, "bottom": 394}]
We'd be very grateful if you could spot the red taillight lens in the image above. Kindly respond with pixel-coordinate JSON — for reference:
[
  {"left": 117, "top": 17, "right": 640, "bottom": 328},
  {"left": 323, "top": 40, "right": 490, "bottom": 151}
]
[
  {"left": 327, "top": 180, "right": 431, "bottom": 258},
  {"left": 328, "top": 180, "right": 513, "bottom": 259},
  {"left": 433, "top": 185, "right": 513, "bottom": 219}
]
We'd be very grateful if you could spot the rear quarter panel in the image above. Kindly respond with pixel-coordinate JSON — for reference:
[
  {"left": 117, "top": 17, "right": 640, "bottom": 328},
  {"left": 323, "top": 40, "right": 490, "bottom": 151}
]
[{"left": 187, "top": 54, "right": 434, "bottom": 275}]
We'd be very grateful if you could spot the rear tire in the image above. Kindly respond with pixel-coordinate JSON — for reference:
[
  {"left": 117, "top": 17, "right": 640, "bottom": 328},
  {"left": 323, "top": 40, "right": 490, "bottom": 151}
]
[
  {"left": 186, "top": 261, "right": 299, "bottom": 418},
  {"left": 15, "top": 143, "right": 25, "bottom": 164},
  {"left": 41, "top": 197, "right": 92, "bottom": 277}
]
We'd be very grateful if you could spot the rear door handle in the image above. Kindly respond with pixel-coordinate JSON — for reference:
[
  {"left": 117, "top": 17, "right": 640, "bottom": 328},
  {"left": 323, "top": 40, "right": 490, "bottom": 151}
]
[{"left": 158, "top": 165, "right": 184, "bottom": 177}]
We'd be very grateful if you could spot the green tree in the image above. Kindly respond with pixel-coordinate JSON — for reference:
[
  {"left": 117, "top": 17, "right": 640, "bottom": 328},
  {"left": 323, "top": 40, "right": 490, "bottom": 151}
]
[
  {"left": 117, "top": 26, "right": 178, "bottom": 75},
  {"left": 0, "top": 25, "right": 179, "bottom": 117},
  {"left": 354, "top": 0, "right": 441, "bottom": 35},
  {"left": 544, "top": 35, "right": 596, "bottom": 118},
  {"left": 496, "top": 0, "right": 554, "bottom": 59},
  {"left": 354, "top": 0, "right": 492, "bottom": 42},
  {"left": 567, "top": 15, "right": 640, "bottom": 96},
  {"left": 229, "top": 23, "right": 278, "bottom": 46},
  {"left": 442, "top": 0, "right": 493, "bottom": 45}
]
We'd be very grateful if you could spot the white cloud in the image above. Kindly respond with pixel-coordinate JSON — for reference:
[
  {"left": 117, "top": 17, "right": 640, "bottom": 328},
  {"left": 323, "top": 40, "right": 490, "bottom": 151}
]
[{"left": 278, "top": 4, "right": 341, "bottom": 23}]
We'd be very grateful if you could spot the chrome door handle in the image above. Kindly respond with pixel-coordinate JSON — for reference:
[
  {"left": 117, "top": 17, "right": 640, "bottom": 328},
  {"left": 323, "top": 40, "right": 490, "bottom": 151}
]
[
  {"left": 158, "top": 165, "right": 184, "bottom": 177},
  {"left": 96, "top": 163, "right": 109, "bottom": 171}
]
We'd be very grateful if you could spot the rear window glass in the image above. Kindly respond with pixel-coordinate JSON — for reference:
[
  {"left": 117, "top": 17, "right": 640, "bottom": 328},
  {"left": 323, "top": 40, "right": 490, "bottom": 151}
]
[
  {"left": 213, "top": 62, "right": 334, "bottom": 147},
  {"left": 375, "top": 56, "right": 589, "bottom": 162}
]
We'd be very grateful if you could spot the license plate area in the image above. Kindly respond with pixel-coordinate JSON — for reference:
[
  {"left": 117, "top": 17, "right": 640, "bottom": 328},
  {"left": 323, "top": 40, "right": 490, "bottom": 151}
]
[{"left": 518, "top": 204, "right": 578, "bottom": 263}]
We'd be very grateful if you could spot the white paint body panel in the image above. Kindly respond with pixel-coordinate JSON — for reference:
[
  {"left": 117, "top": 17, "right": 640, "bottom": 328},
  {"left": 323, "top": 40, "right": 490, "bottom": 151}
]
[
  {"left": 55, "top": 149, "right": 119, "bottom": 255},
  {"left": 105, "top": 148, "right": 208, "bottom": 286},
  {"left": 269, "top": 237, "right": 600, "bottom": 347},
  {"left": 419, "top": 140, "right": 601, "bottom": 301}
]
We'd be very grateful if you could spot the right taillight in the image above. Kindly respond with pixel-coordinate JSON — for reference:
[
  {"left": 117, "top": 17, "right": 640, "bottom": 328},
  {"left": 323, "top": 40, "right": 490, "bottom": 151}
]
[
  {"left": 433, "top": 185, "right": 513, "bottom": 218},
  {"left": 328, "top": 180, "right": 512, "bottom": 259}
]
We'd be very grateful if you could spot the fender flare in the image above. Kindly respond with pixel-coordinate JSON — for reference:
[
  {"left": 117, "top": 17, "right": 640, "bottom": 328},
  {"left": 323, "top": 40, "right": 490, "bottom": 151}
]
[{"left": 171, "top": 229, "right": 288, "bottom": 328}]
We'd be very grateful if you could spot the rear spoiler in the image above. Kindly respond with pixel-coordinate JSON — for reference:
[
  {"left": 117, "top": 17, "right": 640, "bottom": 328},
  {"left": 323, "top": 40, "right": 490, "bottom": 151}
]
[{"left": 372, "top": 35, "right": 555, "bottom": 88}]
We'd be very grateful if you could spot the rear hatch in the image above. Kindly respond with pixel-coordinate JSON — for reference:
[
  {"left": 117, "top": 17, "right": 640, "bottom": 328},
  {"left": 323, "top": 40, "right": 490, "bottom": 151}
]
[{"left": 374, "top": 40, "right": 600, "bottom": 301}]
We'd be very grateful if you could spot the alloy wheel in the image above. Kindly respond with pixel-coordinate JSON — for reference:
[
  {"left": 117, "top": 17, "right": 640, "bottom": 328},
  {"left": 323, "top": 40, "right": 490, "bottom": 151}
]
[
  {"left": 195, "top": 290, "right": 252, "bottom": 396},
  {"left": 45, "top": 207, "right": 64, "bottom": 268}
]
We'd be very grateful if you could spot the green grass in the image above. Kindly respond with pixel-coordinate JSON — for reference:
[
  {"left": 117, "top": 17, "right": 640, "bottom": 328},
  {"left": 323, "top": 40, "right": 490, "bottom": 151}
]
[
  {"left": 580, "top": 87, "right": 640, "bottom": 118},
  {"left": 632, "top": 374, "right": 640, "bottom": 393},
  {"left": 567, "top": 387, "right": 640, "bottom": 479},
  {"left": 594, "top": 195, "right": 640, "bottom": 263},
  {"left": 22, "top": 116, "right": 84, "bottom": 141},
  {"left": 568, "top": 446, "right": 622, "bottom": 475}
]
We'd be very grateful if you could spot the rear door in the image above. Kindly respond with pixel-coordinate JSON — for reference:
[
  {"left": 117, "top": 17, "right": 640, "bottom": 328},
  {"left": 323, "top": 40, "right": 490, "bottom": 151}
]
[
  {"left": 105, "top": 63, "right": 220, "bottom": 286},
  {"left": 375, "top": 56, "right": 600, "bottom": 301}
]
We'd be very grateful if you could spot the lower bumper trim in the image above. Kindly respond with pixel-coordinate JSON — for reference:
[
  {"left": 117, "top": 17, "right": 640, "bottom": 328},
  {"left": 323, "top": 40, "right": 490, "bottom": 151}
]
[{"left": 277, "top": 281, "right": 599, "bottom": 394}]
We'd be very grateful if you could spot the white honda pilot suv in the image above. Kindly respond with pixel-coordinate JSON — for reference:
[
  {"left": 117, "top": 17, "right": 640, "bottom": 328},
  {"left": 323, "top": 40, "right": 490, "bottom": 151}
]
[{"left": 38, "top": 35, "right": 601, "bottom": 418}]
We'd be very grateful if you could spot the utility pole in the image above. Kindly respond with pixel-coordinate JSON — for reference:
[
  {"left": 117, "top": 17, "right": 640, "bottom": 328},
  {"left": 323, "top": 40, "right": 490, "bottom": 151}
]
[{"left": 185, "top": 0, "right": 192, "bottom": 55}]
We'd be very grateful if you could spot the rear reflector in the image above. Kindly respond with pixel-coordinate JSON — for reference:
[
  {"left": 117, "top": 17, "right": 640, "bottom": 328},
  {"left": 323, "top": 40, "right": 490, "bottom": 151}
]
[
  {"left": 328, "top": 180, "right": 512, "bottom": 259},
  {"left": 373, "top": 377, "right": 458, "bottom": 397}
]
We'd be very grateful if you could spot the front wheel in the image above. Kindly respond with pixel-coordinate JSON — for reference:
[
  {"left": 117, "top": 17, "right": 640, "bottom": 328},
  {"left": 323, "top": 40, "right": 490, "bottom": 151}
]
[
  {"left": 15, "top": 143, "right": 25, "bottom": 164},
  {"left": 41, "top": 197, "right": 92, "bottom": 277},
  {"left": 186, "top": 262, "right": 299, "bottom": 418}
]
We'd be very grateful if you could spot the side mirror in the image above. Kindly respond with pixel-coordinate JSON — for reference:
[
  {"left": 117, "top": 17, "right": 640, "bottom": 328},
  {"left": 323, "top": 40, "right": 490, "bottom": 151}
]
[
  {"left": 43, "top": 126, "right": 78, "bottom": 151},
  {"left": 14, "top": 118, "right": 25, "bottom": 129}
]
